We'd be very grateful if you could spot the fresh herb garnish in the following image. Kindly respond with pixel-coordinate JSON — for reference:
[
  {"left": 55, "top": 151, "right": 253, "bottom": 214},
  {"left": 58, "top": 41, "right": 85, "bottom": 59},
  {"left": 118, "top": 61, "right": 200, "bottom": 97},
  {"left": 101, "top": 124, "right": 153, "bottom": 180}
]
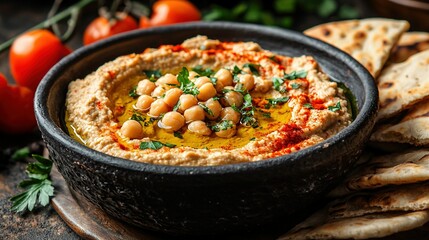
[
  {"left": 303, "top": 103, "right": 313, "bottom": 109},
  {"left": 211, "top": 120, "right": 234, "bottom": 132},
  {"left": 272, "top": 77, "right": 286, "bottom": 93},
  {"left": 192, "top": 65, "right": 214, "bottom": 77},
  {"left": 328, "top": 102, "right": 341, "bottom": 112},
  {"left": 232, "top": 65, "right": 243, "bottom": 75},
  {"left": 11, "top": 147, "right": 30, "bottom": 161},
  {"left": 143, "top": 70, "right": 162, "bottom": 82},
  {"left": 10, "top": 155, "right": 54, "bottom": 213},
  {"left": 283, "top": 70, "right": 307, "bottom": 80},
  {"left": 210, "top": 77, "right": 218, "bottom": 86},
  {"left": 261, "top": 112, "right": 271, "bottom": 118},
  {"left": 212, "top": 96, "right": 220, "bottom": 101},
  {"left": 198, "top": 103, "right": 214, "bottom": 116},
  {"left": 128, "top": 86, "right": 138, "bottom": 98},
  {"left": 240, "top": 93, "right": 258, "bottom": 128},
  {"left": 243, "top": 63, "right": 260, "bottom": 76},
  {"left": 174, "top": 131, "right": 183, "bottom": 139},
  {"left": 177, "top": 67, "right": 199, "bottom": 95},
  {"left": 173, "top": 101, "right": 181, "bottom": 111},
  {"left": 140, "top": 141, "right": 176, "bottom": 150},
  {"left": 250, "top": 137, "right": 256, "bottom": 141},
  {"left": 291, "top": 83, "right": 301, "bottom": 89},
  {"left": 131, "top": 113, "right": 145, "bottom": 122},
  {"left": 265, "top": 97, "right": 290, "bottom": 108},
  {"left": 269, "top": 55, "right": 281, "bottom": 64}
]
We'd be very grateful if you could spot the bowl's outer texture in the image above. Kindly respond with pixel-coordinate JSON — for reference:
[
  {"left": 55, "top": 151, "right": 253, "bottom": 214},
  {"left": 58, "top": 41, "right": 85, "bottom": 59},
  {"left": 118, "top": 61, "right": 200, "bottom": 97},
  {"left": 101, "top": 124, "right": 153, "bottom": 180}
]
[{"left": 35, "top": 22, "right": 378, "bottom": 235}]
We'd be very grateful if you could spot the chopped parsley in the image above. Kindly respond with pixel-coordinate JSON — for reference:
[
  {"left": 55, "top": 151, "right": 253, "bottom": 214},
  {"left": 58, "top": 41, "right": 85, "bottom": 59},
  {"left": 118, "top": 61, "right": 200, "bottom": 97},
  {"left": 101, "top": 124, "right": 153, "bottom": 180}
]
[
  {"left": 291, "top": 83, "right": 301, "bottom": 89},
  {"left": 303, "top": 103, "right": 313, "bottom": 109},
  {"left": 240, "top": 93, "right": 258, "bottom": 128},
  {"left": 192, "top": 65, "right": 214, "bottom": 77},
  {"left": 232, "top": 65, "right": 243, "bottom": 75},
  {"left": 211, "top": 120, "right": 234, "bottom": 132},
  {"left": 283, "top": 70, "right": 307, "bottom": 80},
  {"left": 173, "top": 100, "right": 181, "bottom": 111},
  {"left": 272, "top": 77, "right": 286, "bottom": 93},
  {"left": 174, "top": 131, "right": 183, "bottom": 139},
  {"left": 269, "top": 55, "right": 281, "bottom": 64},
  {"left": 177, "top": 67, "right": 199, "bottom": 95},
  {"left": 250, "top": 137, "right": 256, "bottom": 141},
  {"left": 130, "top": 113, "right": 145, "bottom": 122},
  {"left": 265, "top": 97, "right": 290, "bottom": 108},
  {"left": 328, "top": 102, "right": 341, "bottom": 112},
  {"left": 243, "top": 63, "right": 260, "bottom": 76},
  {"left": 143, "top": 69, "right": 162, "bottom": 82},
  {"left": 128, "top": 86, "right": 138, "bottom": 98},
  {"left": 198, "top": 103, "right": 214, "bottom": 116},
  {"left": 261, "top": 112, "right": 271, "bottom": 118},
  {"left": 210, "top": 77, "right": 218, "bottom": 85},
  {"left": 140, "top": 141, "right": 176, "bottom": 150}
]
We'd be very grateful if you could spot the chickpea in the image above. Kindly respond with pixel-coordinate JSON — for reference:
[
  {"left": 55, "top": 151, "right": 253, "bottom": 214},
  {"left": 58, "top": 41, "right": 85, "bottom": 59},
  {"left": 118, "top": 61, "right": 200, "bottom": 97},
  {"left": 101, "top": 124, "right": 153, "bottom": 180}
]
[
  {"left": 220, "top": 107, "right": 241, "bottom": 124},
  {"left": 214, "top": 81, "right": 224, "bottom": 93},
  {"left": 151, "top": 86, "right": 167, "bottom": 98},
  {"left": 188, "top": 71, "right": 199, "bottom": 80},
  {"left": 183, "top": 105, "right": 205, "bottom": 123},
  {"left": 178, "top": 94, "right": 198, "bottom": 112},
  {"left": 149, "top": 99, "right": 170, "bottom": 117},
  {"left": 159, "top": 111, "right": 185, "bottom": 132},
  {"left": 214, "top": 68, "right": 233, "bottom": 87},
  {"left": 136, "top": 79, "right": 156, "bottom": 96},
  {"left": 215, "top": 122, "right": 237, "bottom": 138},
  {"left": 197, "top": 82, "right": 217, "bottom": 101},
  {"left": 156, "top": 73, "right": 179, "bottom": 86},
  {"left": 163, "top": 88, "right": 183, "bottom": 107},
  {"left": 194, "top": 76, "right": 211, "bottom": 88},
  {"left": 188, "top": 120, "right": 212, "bottom": 136},
  {"left": 121, "top": 120, "right": 144, "bottom": 139},
  {"left": 237, "top": 74, "right": 255, "bottom": 91},
  {"left": 204, "top": 98, "right": 222, "bottom": 120},
  {"left": 135, "top": 95, "right": 154, "bottom": 111},
  {"left": 223, "top": 87, "right": 243, "bottom": 107},
  {"left": 253, "top": 79, "right": 273, "bottom": 93}
]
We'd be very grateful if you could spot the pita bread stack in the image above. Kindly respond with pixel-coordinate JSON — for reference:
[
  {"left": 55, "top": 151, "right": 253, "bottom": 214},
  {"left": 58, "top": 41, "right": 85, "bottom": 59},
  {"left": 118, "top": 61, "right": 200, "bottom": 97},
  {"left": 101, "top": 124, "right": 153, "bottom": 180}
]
[{"left": 279, "top": 18, "right": 429, "bottom": 239}]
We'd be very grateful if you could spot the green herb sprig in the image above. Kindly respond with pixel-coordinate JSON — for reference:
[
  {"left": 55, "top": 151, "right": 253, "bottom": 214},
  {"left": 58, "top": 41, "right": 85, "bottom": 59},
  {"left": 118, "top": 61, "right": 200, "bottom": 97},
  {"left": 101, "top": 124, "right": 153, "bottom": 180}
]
[
  {"left": 140, "top": 141, "right": 176, "bottom": 150},
  {"left": 328, "top": 102, "right": 341, "bottom": 112},
  {"left": 177, "top": 67, "right": 199, "bottom": 95},
  {"left": 143, "top": 69, "right": 162, "bottom": 82},
  {"left": 10, "top": 155, "right": 54, "bottom": 213}
]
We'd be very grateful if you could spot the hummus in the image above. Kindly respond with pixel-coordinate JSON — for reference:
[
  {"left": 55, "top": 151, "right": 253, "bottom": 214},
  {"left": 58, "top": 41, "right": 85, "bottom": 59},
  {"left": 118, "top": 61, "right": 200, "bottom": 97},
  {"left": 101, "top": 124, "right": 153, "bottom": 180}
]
[{"left": 66, "top": 36, "right": 352, "bottom": 166}]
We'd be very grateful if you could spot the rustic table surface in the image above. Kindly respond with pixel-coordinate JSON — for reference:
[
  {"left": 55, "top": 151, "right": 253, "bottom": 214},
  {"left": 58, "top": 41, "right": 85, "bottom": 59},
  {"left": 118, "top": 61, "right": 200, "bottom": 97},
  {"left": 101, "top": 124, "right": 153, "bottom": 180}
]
[{"left": 1, "top": 1, "right": 429, "bottom": 240}]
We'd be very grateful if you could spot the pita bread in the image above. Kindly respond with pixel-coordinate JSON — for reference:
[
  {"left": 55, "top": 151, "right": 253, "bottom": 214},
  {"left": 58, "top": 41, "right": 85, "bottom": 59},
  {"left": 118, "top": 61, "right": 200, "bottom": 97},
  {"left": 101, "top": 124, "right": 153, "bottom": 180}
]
[
  {"left": 376, "top": 49, "right": 429, "bottom": 121},
  {"left": 279, "top": 210, "right": 429, "bottom": 240},
  {"left": 329, "top": 149, "right": 429, "bottom": 197},
  {"left": 390, "top": 32, "right": 429, "bottom": 63},
  {"left": 372, "top": 98, "right": 429, "bottom": 145},
  {"left": 328, "top": 183, "right": 429, "bottom": 219},
  {"left": 304, "top": 18, "right": 409, "bottom": 78}
]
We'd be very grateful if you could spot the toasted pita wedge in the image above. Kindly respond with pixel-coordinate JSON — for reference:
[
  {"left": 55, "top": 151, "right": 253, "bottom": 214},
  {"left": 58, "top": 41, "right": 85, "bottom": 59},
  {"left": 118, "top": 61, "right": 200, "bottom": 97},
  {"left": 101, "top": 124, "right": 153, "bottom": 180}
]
[
  {"left": 372, "top": 98, "right": 429, "bottom": 145},
  {"left": 377, "top": 49, "right": 429, "bottom": 121},
  {"left": 329, "top": 149, "right": 429, "bottom": 197},
  {"left": 390, "top": 32, "right": 429, "bottom": 63},
  {"left": 328, "top": 183, "right": 429, "bottom": 219},
  {"left": 304, "top": 18, "right": 409, "bottom": 78},
  {"left": 278, "top": 210, "right": 429, "bottom": 240}
]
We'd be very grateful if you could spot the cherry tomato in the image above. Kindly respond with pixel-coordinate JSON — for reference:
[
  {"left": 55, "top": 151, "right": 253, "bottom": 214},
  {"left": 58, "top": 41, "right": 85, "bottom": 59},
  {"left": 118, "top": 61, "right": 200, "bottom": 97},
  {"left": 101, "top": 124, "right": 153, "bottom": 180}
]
[
  {"left": 0, "top": 73, "right": 37, "bottom": 134},
  {"left": 83, "top": 13, "right": 138, "bottom": 45},
  {"left": 140, "top": 0, "right": 201, "bottom": 28},
  {"left": 9, "top": 29, "right": 71, "bottom": 92}
]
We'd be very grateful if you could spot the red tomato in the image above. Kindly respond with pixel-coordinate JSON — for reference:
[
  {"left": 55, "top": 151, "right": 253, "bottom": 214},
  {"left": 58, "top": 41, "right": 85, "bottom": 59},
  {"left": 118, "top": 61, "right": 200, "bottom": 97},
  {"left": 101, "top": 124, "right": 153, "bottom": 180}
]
[
  {"left": 140, "top": 0, "right": 201, "bottom": 28},
  {"left": 0, "top": 73, "right": 37, "bottom": 134},
  {"left": 83, "top": 13, "right": 138, "bottom": 45},
  {"left": 9, "top": 29, "right": 71, "bottom": 92}
]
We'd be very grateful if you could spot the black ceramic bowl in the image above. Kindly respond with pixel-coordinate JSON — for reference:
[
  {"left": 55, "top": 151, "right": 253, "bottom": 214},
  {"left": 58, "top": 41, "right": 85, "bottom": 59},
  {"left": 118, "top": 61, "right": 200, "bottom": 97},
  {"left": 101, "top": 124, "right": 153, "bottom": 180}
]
[{"left": 35, "top": 22, "right": 377, "bottom": 235}]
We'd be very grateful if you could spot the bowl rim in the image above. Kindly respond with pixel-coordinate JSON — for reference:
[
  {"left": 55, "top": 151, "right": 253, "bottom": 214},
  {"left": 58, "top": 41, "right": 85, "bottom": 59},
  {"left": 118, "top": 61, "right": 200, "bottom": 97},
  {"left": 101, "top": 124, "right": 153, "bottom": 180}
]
[{"left": 35, "top": 21, "right": 377, "bottom": 175}]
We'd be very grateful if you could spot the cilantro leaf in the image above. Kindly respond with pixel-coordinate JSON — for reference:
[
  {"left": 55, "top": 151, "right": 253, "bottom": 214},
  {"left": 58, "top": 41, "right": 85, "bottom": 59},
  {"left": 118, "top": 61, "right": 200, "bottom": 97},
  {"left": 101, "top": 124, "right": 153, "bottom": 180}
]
[
  {"left": 272, "top": 77, "right": 286, "bottom": 93},
  {"left": 192, "top": 65, "right": 214, "bottom": 77},
  {"left": 283, "top": 70, "right": 308, "bottom": 80},
  {"left": 10, "top": 155, "right": 54, "bottom": 213},
  {"left": 139, "top": 141, "right": 176, "bottom": 150},
  {"left": 143, "top": 70, "right": 162, "bottom": 82},
  {"left": 177, "top": 67, "right": 199, "bottom": 95},
  {"left": 128, "top": 86, "right": 139, "bottom": 98},
  {"left": 328, "top": 102, "right": 341, "bottom": 112},
  {"left": 198, "top": 103, "right": 214, "bottom": 116},
  {"left": 243, "top": 63, "right": 260, "bottom": 76}
]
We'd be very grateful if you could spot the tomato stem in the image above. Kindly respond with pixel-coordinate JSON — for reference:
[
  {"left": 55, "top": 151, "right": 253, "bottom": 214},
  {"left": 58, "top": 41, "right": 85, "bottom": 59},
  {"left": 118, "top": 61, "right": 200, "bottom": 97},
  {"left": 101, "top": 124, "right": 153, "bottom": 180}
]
[{"left": 0, "top": 0, "right": 96, "bottom": 53}]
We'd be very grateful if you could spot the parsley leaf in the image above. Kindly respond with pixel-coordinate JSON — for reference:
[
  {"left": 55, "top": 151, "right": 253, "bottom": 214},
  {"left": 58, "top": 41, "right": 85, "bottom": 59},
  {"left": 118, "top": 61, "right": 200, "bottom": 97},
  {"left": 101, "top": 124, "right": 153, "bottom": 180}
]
[
  {"left": 265, "top": 97, "right": 290, "bottom": 108},
  {"left": 192, "top": 65, "right": 214, "bottom": 77},
  {"left": 240, "top": 93, "right": 258, "bottom": 128},
  {"left": 232, "top": 65, "right": 243, "bottom": 75},
  {"left": 139, "top": 141, "right": 176, "bottom": 150},
  {"left": 269, "top": 55, "right": 280, "bottom": 64},
  {"left": 198, "top": 103, "right": 214, "bottom": 116},
  {"left": 177, "top": 67, "right": 199, "bottom": 95},
  {"left": 143, "top": 70, "right": 162, "bottom": 82},
  {"left": 211, "top": 120, "right": 234, "bottom": 132},
  {"left": 272, "top": 77, "right": 286, "bottom": 93},
  {"left": 10, "top": 155, "right": 54, "bottom": 213},
  {"left": 130, "top": 113, "right": 144, "bottom": 123},
  {"left": 128, "top": 86, "right": 139, "bottom": 98},
  {"left": 303, "top": 103, "right": 313, "bottom": 109},
  {"left": 291, "top": 83, "right": 301, "bottom": 89},
  {"left": 328, "top": 102, "right": 341, "bottom": 112},
  {"left": 12, "top": 147, "right": 30, "bottom": 161},
  {"left": 173, "top": 100, "right": 181, "bottom": 111},
  {"left": 283, "top": 70, "right": 308, "bottom": 80},
  {"left": 243, "top": 63, "right": 260, "bottom": 76},
  {"left": 174, "top": 131, "right": 183, "bottom": 139}
]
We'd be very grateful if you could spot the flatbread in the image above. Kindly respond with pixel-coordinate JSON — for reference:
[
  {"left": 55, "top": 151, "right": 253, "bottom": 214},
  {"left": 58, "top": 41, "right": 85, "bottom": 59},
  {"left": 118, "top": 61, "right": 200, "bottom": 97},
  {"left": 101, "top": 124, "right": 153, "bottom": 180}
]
[
  {"left": 390, "top": 32, "right": 429, "bottom": 63},
  {"left": 329, "top": 148, "right": 429, "bottom": 197},
  {"left": 328, "top": 183, "right": 429, "bottom": 219},
  {"left": 278, "top": 210, "right": 429, "bottom": 240},
  {"left": 372, "top": 98, "right": 429, "bottom": 145},
  {"left": 376, "top": 49, "right": 429, "bottom": 121},
  {"left": 304, "top": 18, "right": 409, "bottom": 78}
]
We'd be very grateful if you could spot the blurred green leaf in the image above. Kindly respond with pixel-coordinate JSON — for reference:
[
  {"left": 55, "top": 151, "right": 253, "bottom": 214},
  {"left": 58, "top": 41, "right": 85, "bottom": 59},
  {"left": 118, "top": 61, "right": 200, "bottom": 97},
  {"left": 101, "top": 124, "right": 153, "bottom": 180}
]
[
  {"left": 278, "top": 16, "right": 293, "bottom": 28},
  {"left": 274, "top": 0, "right": 297, "bottom": 13},
  {"left": 338, "top": 5, "right": 360, "bottom": 19},
  {"left": 318, "top": 0, "right": 337, "bottom": 17}
]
